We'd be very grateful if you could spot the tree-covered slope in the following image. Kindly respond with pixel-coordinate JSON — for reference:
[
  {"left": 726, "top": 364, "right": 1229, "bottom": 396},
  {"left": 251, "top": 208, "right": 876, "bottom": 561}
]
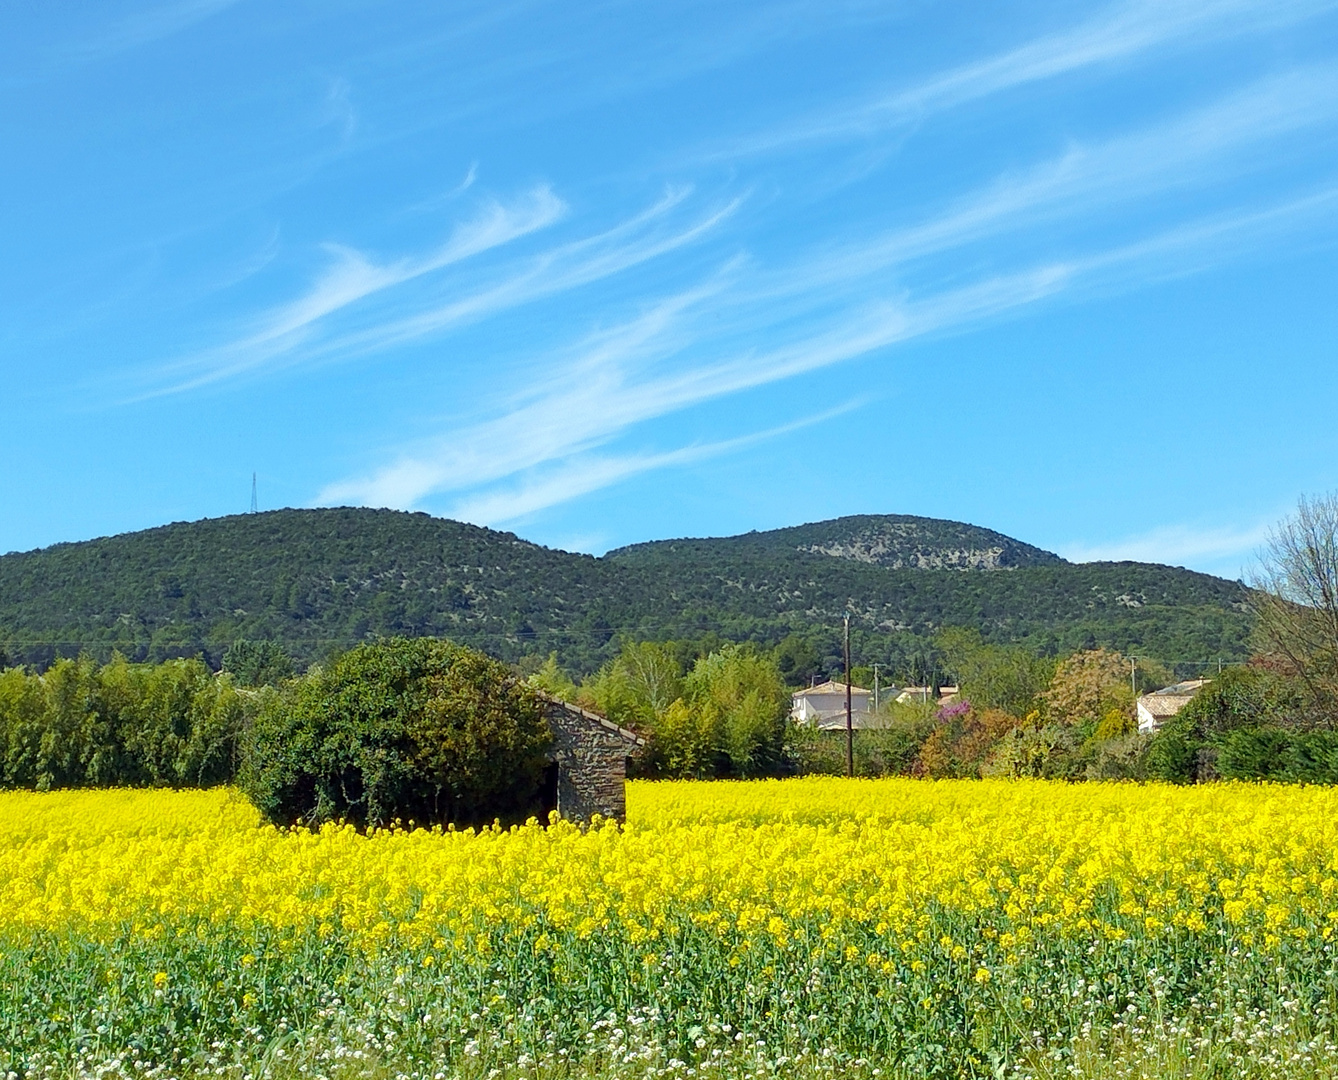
[
  {"left": 0, "top": 510, "right": 656, "bottom": 672},
  {"left": 610, "top": 543, "right": 1252, "bottom": 669},
  {"left": 0, "top": 508, "right": 1254, "bottom": 674}
]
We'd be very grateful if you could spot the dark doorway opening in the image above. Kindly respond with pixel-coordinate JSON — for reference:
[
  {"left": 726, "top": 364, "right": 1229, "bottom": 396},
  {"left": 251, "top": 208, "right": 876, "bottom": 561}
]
[{"left": 540, "top": 762, "right": 559, "bottom": 821}]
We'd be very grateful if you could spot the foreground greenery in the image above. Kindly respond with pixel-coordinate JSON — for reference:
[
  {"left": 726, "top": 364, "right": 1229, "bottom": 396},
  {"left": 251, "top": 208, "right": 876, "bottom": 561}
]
[
  {"left": 243, "top": 638, "right": 552, "bottom": 829},
  {"left": 3, "top": 630, "right": 1333, "bottom": 797},
  {"left": 0, "top": 508, "right": 1252, "bottom": 675},
  {"left": 4, "top": 781, "right": 1338, "bottom": 1080}
]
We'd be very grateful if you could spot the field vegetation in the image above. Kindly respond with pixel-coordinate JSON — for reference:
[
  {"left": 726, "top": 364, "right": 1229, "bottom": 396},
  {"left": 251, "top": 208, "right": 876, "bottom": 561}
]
[{"left": 5, "top": 780, "right": 1338, "bottom": 1079}]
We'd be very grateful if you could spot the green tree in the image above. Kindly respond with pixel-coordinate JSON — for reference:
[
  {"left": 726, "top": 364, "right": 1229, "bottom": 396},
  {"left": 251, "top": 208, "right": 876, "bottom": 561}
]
[
  {"left": 526, "top": 653, "right": 578, "bottom": 701},
  {"left": 222, "top": 639, "right": 295, "bottom": 687},
  {"left": 0, "top": 666, "right": 48, "bottom": 787},
  {"left": 37, "top": 656, "right": 101, "bottom": 790},
  {"left": 648, "top": 698, "right": 719, "bottom": 778},
  {"left": 773, "top": 634, "right": 822, "bottom": 687},
  {"left": 1042, "top": 648, "right": 1133, "bottom": 729},
  {"left": 681, "top": 644, "right": 788, "bottom": 778},
  {"left": 580, "top": 641, "right": 682, "bottom": 728},
  {"left": 936, "top": 628, "right": 1054, "bottom": 718},
  {"left": 241, "top": 637, "right": 551, "bottom": 829}
]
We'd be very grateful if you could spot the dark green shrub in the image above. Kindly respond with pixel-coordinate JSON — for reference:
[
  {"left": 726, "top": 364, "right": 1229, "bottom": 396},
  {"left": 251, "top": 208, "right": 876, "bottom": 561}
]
[
  {"left": 1282, "top": 730, "right": 1338, "bottom": 783},
  {"left": 1145, "top": 727, "right": 1200, "bottom": 783},
  {"left": 222, "top": 639, "right": 295, "bottom": 687},
  {"left": 1215, "top": 728, "right": 1338, "bottom": 784},
  {"left": 240, "top": 637, "right": 551, "bottom": 829},
  {"left": 1146, "top": 667, "right": 1311, "bottom": 783},
  {"left": 1214, "top": 727, "right": 1295, "bottom": 781}
]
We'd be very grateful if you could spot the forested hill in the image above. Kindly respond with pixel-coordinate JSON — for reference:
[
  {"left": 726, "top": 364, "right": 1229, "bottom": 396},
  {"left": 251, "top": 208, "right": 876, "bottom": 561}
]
[
  {"left": 0, "top": 508, "right": 1253, "bottom": 675},
  {"left": 608, "top": 514, "right": 1065, "bottom": 570}
]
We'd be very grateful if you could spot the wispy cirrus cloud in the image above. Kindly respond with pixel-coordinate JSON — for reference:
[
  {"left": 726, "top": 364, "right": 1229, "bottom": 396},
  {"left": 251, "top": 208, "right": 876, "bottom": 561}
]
[
  {"left": 1060, "top": 520, "right": 1275, "bottom": 572},
  {"left": 446, "top": 402, "right": 864, "bottom": 526},
  {"left": 315, "top": 188, "right": 744, "bottom": 364},
  {"left": 709, "top": 0, "right": 1338, "bottom": 159},
  {"left": 71, "top": 0, "right": 243, "bottom": 59},
  {"left": 316, "top": 278, "right": 735, "bottom": 508},
  {"left": 139, "top": 185, "right": 566, "bottom": 396},
  {"left": 314, "top": 266, "right": 1072, "bottom": 514},
  {"left": 133, "top": 22, "right": 1338, "bottom": 411},
  {"left": 742, "top": 63, "right": 1338, "bottom": 311},
  {"left": 317, "top": 177, "right": 1338, "bottom": 519},
  {"left": 119, "top": 1, "right": 1338, "bottom": 527},
  {"left": 137, "top": 183, "right": 741, "bottom": 398}
]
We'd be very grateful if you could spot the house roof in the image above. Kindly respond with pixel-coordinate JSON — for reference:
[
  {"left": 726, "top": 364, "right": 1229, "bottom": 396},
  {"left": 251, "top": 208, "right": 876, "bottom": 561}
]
[
  {"left": 537, "top": 693, "right": 646, "bottom": 746},
  {"left": 793, "top": 680, "right": 871, "bottom": 698},
  {"left": 1137, "top": 680, "right": 1210, "bottom": 720},
  {"left": 1154, "top": 679, "right": 1211, "bottom": 696}
]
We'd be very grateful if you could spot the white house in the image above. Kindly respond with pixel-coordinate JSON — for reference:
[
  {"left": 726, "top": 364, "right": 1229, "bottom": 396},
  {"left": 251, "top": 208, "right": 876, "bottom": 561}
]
[
  {"left": 1136, "top": 679, "right": 1210, "bottom": 734},
  {"left": 791, "top": 680, "right": 879, "bottom": 729},
  {"left": 895, "top": 685, "right": 960, "bottom": 705}
]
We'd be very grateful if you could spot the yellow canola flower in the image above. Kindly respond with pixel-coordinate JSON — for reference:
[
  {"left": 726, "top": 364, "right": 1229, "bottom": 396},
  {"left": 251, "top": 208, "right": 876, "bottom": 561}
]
[{"left": 0, "top": 779, "right": 1336, "bottom": 956}]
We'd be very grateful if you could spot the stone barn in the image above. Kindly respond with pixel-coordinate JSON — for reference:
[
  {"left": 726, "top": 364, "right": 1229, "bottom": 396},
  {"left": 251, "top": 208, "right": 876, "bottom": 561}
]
[{"left": 539, "top": 695, "right": 644, "bottom": 823}]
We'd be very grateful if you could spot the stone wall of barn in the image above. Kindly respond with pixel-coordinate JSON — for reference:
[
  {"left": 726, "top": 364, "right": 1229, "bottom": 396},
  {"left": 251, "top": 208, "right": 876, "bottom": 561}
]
[{"left": 543, "top": 700, "right": 641, "bottom": 822}]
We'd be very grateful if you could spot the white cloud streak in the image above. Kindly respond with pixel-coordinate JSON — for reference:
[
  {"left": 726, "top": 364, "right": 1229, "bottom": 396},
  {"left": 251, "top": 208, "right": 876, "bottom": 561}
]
[
  {"left": 121, "top": 0, "right": 1338, "bottom": 524},
  {"left": 715, "top": 0, "right": 1338, "bottom": 158},
  {"left": 139, "top": 184, "right": 741, "bottom": 399},
  {"left": 445, "top": 402, "right": 863, "bottom": 526},
  {"left": 317, "top": 177, "right": 1338, "bottom": 516},
  {"left": 71, "top": 0, "right": 243, "bottom": 58},
  {"left": 315, "top": 189, "right": 744, "bottom": 363},
  {"left": 316, "top": 279, "right": 735, "bottom": 508},
  {"left": 143, "top": 185, "right": 567, "bottom": 396},
  {"left": 744, "top": 64, "right": 1338, "bottom": 308},
  {"left": 1060, "top": 520, "right": 1275, "bottom": 571},
  {"left": 136, "top": 30, "right": 1338, "bottom": 407},
  {"left": 312, "top": 264, "right": 1083, "bottom": 511}
]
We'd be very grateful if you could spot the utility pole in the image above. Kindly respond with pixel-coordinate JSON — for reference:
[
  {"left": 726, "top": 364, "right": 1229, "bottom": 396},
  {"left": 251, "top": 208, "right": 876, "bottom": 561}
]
[
  {"left": 1130, "top": 656, "right": 1137, "bottom": 699},
  {"left": 250, "top": 473, "right": 258, "bottom": 514},
  {"left": 844, "top": 614, "right": 853, "bottom": 778},
  {"left": 873, "top": 663, "right": 881, "bottom": 713}
]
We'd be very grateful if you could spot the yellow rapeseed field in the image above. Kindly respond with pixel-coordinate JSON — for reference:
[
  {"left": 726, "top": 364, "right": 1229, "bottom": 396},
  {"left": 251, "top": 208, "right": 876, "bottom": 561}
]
[
  {"left": 6, "top": 779, "right": 1338, "bottom": 1079},
  {"left": 3, "top": 779, "right": 1336, "bottom": 949}
]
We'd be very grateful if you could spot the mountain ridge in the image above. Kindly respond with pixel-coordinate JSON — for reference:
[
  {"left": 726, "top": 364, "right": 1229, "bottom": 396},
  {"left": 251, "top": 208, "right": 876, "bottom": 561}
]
[
  {"left": 607, "top": 513, "right": 1066, "bottom": 570},
  {"left": 0, "top": 507, "right": 1253, "bottom": 675}
]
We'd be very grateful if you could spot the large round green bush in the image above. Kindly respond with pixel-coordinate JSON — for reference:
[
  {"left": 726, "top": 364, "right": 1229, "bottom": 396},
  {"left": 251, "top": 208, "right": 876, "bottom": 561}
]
[
  {"left": 240, "top": 638, "right": 551, "bottom": 828},
  {"left": 1146, "top": 666, "right": 1313, "bottom": 782}
]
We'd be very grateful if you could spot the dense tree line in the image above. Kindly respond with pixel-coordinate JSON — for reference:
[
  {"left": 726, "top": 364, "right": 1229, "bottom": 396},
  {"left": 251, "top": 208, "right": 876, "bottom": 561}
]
[
  {"left": 1, "top": 628, "right": 1336, "bottom": 810},
  {"left": 0, "top": 507, "right": 1252, "bottom": 677},
  {"left": 0, "top": 639, "right": 555, "bottom": 829},
  {"left": 0, "top": 655, "right": 250, "bottom": 789},
  {"left": 8, "top": 485, "right": 1338, "bottom": 806}
]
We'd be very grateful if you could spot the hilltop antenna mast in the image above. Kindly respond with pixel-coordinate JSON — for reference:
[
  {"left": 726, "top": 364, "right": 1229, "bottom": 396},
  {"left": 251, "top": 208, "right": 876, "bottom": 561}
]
[{"left": 250, "top": 473, "right": 258, "bottom": 514}]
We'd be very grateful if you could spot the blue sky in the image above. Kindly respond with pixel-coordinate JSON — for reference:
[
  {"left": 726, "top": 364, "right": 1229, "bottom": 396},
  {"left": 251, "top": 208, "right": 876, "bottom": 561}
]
[{"left": 4, "top": 0, "right": 1338, "bottom": 577}]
